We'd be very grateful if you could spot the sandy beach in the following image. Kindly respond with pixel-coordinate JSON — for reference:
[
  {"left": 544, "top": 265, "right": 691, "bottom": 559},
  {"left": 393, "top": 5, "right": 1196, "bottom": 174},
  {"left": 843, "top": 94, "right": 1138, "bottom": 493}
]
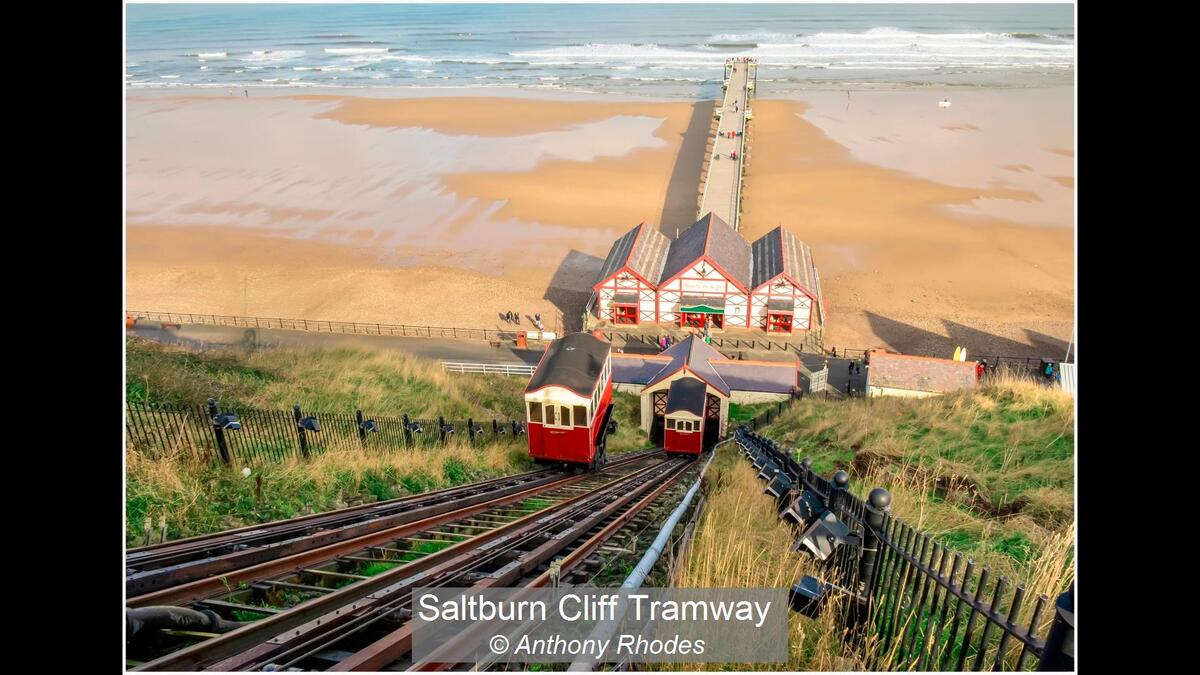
[{"left": 126, "top": 87, "right": 1073, "bottom": 358}]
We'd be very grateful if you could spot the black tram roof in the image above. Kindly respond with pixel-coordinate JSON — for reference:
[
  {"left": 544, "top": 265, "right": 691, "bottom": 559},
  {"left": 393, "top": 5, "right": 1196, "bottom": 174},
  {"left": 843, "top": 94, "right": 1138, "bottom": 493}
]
[
  {"left": 525, "top": 332, "right": 611, "bottom": 397},
  {"left": 665, "top": 377, "right": 707, "bottom": 416}
]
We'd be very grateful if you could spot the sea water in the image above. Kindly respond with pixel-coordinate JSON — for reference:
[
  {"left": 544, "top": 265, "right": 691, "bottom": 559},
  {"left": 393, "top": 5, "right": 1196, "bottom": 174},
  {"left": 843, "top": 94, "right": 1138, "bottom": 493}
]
[{"left": 126, "top": 3, "right": 1075, "bottom": 97}]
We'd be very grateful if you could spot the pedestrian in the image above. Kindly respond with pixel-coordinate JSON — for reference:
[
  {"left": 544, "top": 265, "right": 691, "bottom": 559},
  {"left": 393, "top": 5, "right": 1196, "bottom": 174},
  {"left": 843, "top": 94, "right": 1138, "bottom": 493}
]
[
  {"left": 504, "top": 310, "right": 512, "bottom": 324},
  {"left": 975, "top": 361, "right": 985, "bottom": 382},
  {"left": 848, "top": 362, "right": 855, "bottom": 376},
  {"left": 244, "top": 88, "right": 248, "bottom": 98},
  {"left": 513, "top": 312, "right": 520, "bottom": 326},
  {"left": 856, "top": 362, "right": 862, "bottom": 375},
  {"left": 535, "top": 312, "right": 542, "bottom": 328}
]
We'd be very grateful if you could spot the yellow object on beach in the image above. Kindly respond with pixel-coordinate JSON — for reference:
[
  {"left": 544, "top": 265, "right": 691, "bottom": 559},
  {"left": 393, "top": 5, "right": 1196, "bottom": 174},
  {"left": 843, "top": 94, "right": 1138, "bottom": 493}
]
[{"left": 953, "top": 346, "right": 962, "bottom": 361}]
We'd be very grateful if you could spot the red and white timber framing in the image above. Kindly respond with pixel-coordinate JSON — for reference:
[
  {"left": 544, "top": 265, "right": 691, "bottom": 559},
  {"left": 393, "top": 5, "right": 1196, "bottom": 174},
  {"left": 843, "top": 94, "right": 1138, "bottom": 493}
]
[
  {"left": 594, "top": 269, "right": 658, "bottom": 324},
  {"left": 750, "top": 274, "right": 818, "bottom": 333},
  {"left": 656, "top": 257, "right": 749, "bottom": 327}
]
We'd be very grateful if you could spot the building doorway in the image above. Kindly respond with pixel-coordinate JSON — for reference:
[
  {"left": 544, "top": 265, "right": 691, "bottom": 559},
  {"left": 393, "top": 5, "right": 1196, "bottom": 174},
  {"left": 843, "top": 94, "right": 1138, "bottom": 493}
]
[
  {"left": 650, "top": 390, "right": 667, "bottom": 446},
  {"left": 766, "top": 312, "right": 793, "bottom": 333},
  {"left": 681, "top": 312, "right": 723, "bottom": 330},
  {"left": 703, "top": 393, "right": 721, "bottom": 449},
  {"left": 614, "top": 304, "right": 638, "bottom": 325}
]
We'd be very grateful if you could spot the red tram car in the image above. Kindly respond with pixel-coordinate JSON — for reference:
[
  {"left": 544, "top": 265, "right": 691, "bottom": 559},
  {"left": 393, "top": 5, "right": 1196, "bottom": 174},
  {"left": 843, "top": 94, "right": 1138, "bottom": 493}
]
[
  {"left": 524, "top": 332, "right": 616, "bottom": 470},
  {"left": 662, "top": 377, "right": 706, "bottom": 456}
]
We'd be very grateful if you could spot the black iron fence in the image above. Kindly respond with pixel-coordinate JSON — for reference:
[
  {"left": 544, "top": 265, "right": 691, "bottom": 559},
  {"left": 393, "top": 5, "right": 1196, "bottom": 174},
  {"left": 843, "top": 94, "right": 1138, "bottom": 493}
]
[
  {"left": 128, "top": 310, "right": 552, "bottom": 344},
  {"left": 734, "top": 428, "right": 1074, "bottom": 671},
  {"left": 126, "top": 399, "right": 526, "bottom": 466},
  {"left": 830, "top": 348, "right": 1073, "bottom": 374}
]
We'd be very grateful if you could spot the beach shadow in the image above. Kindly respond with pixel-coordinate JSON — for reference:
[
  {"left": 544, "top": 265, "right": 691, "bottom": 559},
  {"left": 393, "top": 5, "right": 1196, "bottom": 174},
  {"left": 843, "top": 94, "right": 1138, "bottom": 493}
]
[
  {"left": 543, "top": 249, "right": 604, "bottom": 334},
  {"left": 658, "top": 101, "right": 716, "bottom": 235},
  {"left": 862, "top": 312, "right": 1063, "bottom": 360},
  {"left": 1022, "top": 328, "right": 1072, "bottom": 359}
]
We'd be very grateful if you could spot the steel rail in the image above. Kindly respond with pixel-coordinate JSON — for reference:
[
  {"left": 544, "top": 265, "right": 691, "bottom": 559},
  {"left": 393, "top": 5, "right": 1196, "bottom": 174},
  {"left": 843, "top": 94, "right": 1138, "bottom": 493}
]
[{"left": 132, "top": 456, "right": 676, "bottom": 671}]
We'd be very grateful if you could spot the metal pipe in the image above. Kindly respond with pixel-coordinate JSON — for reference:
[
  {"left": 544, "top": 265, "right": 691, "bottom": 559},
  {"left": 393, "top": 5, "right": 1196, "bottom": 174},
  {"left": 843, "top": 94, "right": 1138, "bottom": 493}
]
[
  {"left": 567, "top": 443, "right": 721, "bottom": 671},
  {"left": 126, "top": 606, "right": 249, "bottom": 643}
]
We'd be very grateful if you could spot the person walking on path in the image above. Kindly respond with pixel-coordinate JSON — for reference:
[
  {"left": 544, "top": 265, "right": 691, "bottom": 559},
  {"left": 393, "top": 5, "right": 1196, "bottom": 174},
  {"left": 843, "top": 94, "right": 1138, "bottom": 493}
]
[
  {"left": 513, "top": 311, "right": 520, "bottom": 326},
  {"left": 831, "top": 347, "right": 838, "bottom": 358},
  {"left": 855, "top": 361, "right": 862, "bottom": 376}
]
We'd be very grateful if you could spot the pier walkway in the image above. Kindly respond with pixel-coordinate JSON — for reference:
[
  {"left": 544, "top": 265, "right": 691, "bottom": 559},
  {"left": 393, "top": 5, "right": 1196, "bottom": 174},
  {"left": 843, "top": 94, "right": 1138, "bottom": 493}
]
[{"left": 698, "top": 58, "right": 755, "bottom": 231}]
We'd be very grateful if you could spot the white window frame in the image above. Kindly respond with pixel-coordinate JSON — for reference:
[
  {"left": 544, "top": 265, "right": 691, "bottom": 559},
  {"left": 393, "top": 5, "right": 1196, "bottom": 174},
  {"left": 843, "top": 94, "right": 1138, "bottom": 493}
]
[{"left": 544, "top": 403, "right": 573, "bottom": 429}]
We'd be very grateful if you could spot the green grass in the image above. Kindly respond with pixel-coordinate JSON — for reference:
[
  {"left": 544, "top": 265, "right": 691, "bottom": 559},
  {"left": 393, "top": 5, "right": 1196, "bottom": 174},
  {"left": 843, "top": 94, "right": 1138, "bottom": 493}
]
[
  {"left": 606, "top": 390, "right": 656, "bottom": 454},
  {"left": 728, "top": 402, "right": 773, "bottom": 424},
  {"left": 126, "top": 336, "right": 527, "bottom": 419},
  {"left": 754, "top": 370, "right": 1074, "bottom": 580}
]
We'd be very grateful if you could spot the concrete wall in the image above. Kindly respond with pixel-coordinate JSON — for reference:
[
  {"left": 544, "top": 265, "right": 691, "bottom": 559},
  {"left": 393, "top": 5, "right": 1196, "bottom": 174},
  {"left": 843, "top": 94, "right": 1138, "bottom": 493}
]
[
  {"left": 867, "top": 386, "right": 940, "bottom": 399},
  {"left": 729, "top": 390, "right": 791, "bottom": 404}
]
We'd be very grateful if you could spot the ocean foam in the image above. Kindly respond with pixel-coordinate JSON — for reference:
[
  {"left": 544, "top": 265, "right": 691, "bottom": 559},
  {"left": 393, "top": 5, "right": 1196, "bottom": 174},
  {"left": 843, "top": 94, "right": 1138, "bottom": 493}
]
[{"left": 325, "top": 47, "right": 389, "bottom": 55}]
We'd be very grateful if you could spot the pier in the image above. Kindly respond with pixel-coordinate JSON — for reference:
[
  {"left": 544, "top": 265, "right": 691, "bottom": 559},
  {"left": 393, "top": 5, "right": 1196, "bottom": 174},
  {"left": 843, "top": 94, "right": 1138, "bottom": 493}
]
[{"left": 697, "top": 58, "right": 756, "bottom": 231}]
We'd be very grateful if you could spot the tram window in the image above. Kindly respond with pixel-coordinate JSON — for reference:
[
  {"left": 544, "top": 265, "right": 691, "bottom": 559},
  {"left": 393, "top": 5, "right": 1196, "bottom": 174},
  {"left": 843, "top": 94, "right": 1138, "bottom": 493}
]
[
  {"left": 574, "top": 405, "right": 588, "bottom": 427},
  {"left": 529, "top": 401, "right": 542, "bottom": 424},
  {"left": 543, "top": 405, "right": 567, "bottom": 428},
  {"left": 667, "top": 418, "right": 676, "bottom": 430}
]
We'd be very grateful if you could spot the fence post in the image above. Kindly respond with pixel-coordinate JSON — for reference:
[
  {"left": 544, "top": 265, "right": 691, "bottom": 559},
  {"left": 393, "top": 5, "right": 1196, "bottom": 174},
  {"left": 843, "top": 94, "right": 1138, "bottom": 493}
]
[
  {"left": 467, "top": 417, "right": 475, "bottom": 444},
  {"left": 402, "top": 413, "right": 413, "bottom": 446},
  {"left": 858, "top": 488, "right": 891, "bottom": 602},
  {"left": 511, "top": 419, "right": 518, "bottom": 436},
  {"left": 208, "top": 398, "right": 232, "bottom": 465},
  {"left": 1038, "top": 584, "right": 1074, "bottom": 671},
  {"left": 439, "top": 416, "right": 446, "bottom": 444},
  {"left": 293, "top": 404, "right": 310, "bottom": 459},
  {"left": 356, "top": 408, "right": 368, "bottom": 448},
  {"left": 829, "top": 470, "right": 849, "bottom": 510},
  {"left": 493, "top": 419, "right": 499, "bottom": 436}
]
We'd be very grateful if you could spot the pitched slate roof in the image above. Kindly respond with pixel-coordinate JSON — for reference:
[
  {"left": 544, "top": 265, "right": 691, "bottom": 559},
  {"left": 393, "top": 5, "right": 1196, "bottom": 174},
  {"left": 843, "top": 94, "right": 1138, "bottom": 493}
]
[
  {"left": 750, "top": 226, "right": 824, "bottom": 325},
  {"left": 658, "top": 213, "right": 751, "bottom": 289},
  {"left": 711, "top": 361, "right": 798, "bottom": 394},
  {"left": 644, "top": 335, "right": 732, "bottom": 396},
  {"left": 751, "top": 227, "right": 822, "bottom": 294},
  {"left": 613, "top": 338, "right": 798, "bottom": 396},
  {"left": 525, "top": 332, "right": 611, "bottom": 397},
  {"left": 611, "top": 354, "right": 672, "bottom": 385},
  {"left": 866, "top": 353, "right": 978, "bottom": 394},
  {"left": 594, "top": 223, "right": 672, "bottom": 286},
  {"left": 665, "top": 377, "right": 707, "bottom": 416}
]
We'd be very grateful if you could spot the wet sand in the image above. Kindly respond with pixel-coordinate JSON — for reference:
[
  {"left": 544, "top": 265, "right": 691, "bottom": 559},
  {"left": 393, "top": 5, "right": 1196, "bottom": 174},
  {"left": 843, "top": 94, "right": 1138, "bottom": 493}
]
[{"left": 126, "top": 88, "right": 1074, "bottom": 357}]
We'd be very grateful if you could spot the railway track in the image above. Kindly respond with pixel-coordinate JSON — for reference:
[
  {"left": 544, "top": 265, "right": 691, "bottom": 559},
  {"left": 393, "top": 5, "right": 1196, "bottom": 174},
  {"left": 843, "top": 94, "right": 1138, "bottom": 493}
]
[
  {"left": 127, "top": 448, "right": 664, "bottom": 599},
  {"left": 126, "top": 450, "right": 696, "bottom": 671}
]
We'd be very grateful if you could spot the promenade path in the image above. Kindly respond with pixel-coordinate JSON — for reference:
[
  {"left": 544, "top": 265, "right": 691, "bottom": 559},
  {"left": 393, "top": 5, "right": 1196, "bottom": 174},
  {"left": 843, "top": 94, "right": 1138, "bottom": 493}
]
[{"left": 698, "top": 59, "right": 754, "bottom": 230}]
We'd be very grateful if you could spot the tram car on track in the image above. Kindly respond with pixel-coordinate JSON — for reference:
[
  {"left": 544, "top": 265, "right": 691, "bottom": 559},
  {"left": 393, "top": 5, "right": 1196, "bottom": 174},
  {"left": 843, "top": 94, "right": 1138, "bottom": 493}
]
[
  {"left": 524, "top": 332, "right": 617, "bottom": 470},
  {"left": 662, "top": 377, "right": 707, "bottom": 456}
]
